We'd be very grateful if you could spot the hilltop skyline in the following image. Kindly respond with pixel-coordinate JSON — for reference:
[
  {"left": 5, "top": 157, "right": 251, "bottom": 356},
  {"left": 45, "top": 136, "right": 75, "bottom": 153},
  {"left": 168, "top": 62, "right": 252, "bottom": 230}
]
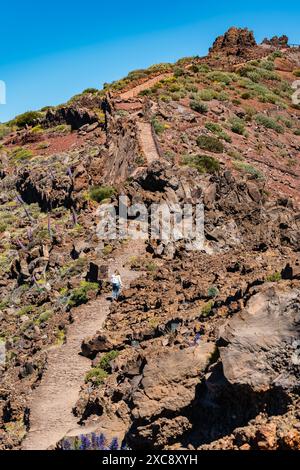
[{"left": 0, "top": 0, "right": 299, "bottom": 122}]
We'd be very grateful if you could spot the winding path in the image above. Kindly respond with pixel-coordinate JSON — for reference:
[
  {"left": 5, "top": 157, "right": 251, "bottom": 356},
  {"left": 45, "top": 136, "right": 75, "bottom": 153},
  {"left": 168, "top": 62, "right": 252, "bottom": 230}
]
[
  {"left": 22, "top": 244, "right": 142, "bottom": 450},
  {"left": 119, "top": 73, "right": 172, "bottom": 100},
  {"left": 22, "top": 71, "right": 169, "bottom": 451}
]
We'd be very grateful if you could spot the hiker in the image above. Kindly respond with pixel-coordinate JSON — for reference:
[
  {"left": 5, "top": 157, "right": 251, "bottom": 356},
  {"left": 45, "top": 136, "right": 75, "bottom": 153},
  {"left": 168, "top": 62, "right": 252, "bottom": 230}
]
[{"left": 111, "top": 270, "right": 122, "bottom": 300}]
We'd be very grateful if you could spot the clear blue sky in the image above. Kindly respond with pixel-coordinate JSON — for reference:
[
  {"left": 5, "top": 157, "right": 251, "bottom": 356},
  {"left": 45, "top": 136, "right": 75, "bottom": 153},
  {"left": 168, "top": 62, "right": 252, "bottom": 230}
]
[{"left": 0, "top": 0, "right": 299, "bottom": 122}]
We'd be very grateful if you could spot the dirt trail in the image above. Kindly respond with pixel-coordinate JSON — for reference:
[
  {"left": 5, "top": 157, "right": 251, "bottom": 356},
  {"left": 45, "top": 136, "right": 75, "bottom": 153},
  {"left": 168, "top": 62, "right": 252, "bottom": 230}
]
[
  {"left": 119, "top": 73, "right": 172, "bottom": 100},
  {"left": 22, "top": 242, "right": 143, "bottom": 450},
  {"left": 137, "top": 121, "right": 161, "bottom": 165}
]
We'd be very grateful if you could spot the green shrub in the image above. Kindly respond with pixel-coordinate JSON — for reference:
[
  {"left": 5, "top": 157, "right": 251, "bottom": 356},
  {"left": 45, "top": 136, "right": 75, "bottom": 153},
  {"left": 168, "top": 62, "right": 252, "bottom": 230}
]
[
  {"left": 271, "top": 50, "right": 282, "bottom": 59},
  {"left": 241, "top": 92, "right": 252, "bottom": 100},
  {"left": 182, "top": 154, "right": 220, "bottom": 174},
  {"left": 233, "top": 161, "right": 264, "bottom": 179},
  {"left": 201, "top": 300, "right": 214, "bottom": 317},
  {"left": 266, "top": 271, "right": 282, "bottom": 282},
  {"left": 17, "top": 305, "right": 35, "bottom": 316},
  {"left": 68, "top": 281, "right": 99, "bottom": 308},
  {"left": 38, "top": 310, "right": 53, "bottom": 323},
  {"left": 239, "top": 65, "right": 280, "bottom": 82},
  {"left": 102, "top": 244, "right": 113, "bottom": 256},
  {"left": 293, "top": 69, "right": 300, "bottom": 77},
  {"left": 0, "top": 125, "right": 11, "bottom": 139},
  {"left": 98, "top": 350, "right": 119, "bottom": 371},
  {"left": 9, "top": 147, "right": 33, "bottom": 162},
  {"left": 11, "top": 111, "right": 42, "bottom": 128},
  {"left": 152, "top": 117, "right": 167, "bottom": 134},
  {"left": 294, "top": 129, "right": 300, "bottom": 136},
  {"left": 196, "top": 135, "right": 224, "bottom": 153},
  {"left": 205, "top": 122, "right": 231, "bottom": 142},
  {"left": 195, "top": 88, "right": 216, "bottom": 101},
  {"left": 207, "top": 71, "right": 234, "bottom": 85},
  {"left": 85, "top": 367, "right": 108, "bottom": 386},
  {"left": 255, "top": 114, "right": 284, "bottom": 133},
  {"left": 55, "top": 328, "right": 65, "bottom": 345},
  {"left": 82, "top": 88, "right": 98, "bottom": 94},
  {"left": 207, "top": 286, "right": 219, "bottom": 298},
  {"left": 50, "top": 124, "right": 72, "bottom": 134},
  {"left": 230, "top": 117, "right": 246, "bottom": 135},
  {"left": 197, "top": 64, "right": 211, "bottom": 73},
  {"left": 260, "top": 60, "right": 275, "bottom": 71},
  {"left": 238, "top": 78, "right": 283, "bottom": 105},
  {"left": 190, "top": 100, "right": 208, "bottom": 114},
  {"left": 89, "top": 185, "right": 116, "bottom": 202},
  {"left": 174, "top": 67, "right": 185, "bottom": 77},
  {"left": 146, "top": 262, "right": 157, "bottom": 272}
]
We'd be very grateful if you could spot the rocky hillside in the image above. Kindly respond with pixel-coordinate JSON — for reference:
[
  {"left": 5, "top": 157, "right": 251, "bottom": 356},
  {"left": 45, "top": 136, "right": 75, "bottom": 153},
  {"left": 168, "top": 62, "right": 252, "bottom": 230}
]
[{"left": 0, "top": 27, "right": 300, "bottom": 450}]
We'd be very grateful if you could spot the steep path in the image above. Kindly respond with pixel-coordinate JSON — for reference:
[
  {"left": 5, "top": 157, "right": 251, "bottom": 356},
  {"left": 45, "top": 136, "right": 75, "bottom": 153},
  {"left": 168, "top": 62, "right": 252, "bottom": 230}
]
[
  {"left": 22, "top": 243, "right": 143, "bottom": 450},
  {"left": 137, "top": 121, "right": 161, "bottom": 164},
  {"left": 119, "top": 73, "right": 172, "bottom": 100}
]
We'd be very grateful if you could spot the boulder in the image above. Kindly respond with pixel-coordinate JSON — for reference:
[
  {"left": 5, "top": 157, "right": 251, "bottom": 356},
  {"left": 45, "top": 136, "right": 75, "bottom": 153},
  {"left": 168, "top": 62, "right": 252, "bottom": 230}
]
[
  {"left": 132, "top": 342, "right": 215, "bottom": 420},
  {"left": 218, "top": 285, "right": 300, "bottom": 391}
]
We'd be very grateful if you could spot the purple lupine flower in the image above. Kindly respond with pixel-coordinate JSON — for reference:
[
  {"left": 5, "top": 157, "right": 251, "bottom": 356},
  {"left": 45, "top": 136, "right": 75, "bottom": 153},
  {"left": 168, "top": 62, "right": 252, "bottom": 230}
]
[
  {"left": 91, "top": 432, "right": 97, "bottom": 450},
  {"left": 121, "top": 442, "right": 131, "bottom": 450},
  {"left": 62, "top": 439, "right": 71, "bottom": 450},
  {"left": 193, "top": 333, "right": 201, "bottom": 346},
  {"left": 109, "top": 437, "right": 119, "bottom": 450},
  {"left": 66, "top": 167, "right": 73, "bottom": 179},
  {"left": 96, "top": 433, "right": 107, "bottom": 450},
  {"left": 79, "top": 434, "right": 91, "bottom": 450}
]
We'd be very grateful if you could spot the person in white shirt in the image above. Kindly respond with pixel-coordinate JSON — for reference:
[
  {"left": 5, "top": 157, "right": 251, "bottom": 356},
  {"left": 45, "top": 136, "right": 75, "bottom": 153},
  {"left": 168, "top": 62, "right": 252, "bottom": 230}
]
[{"left": 111, "top": 270, "right": 122, "bottom": 301}]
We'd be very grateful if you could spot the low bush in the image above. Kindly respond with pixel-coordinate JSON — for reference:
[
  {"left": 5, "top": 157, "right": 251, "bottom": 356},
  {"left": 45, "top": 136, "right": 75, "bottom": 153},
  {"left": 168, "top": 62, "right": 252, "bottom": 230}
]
[
  {"left": 98, "top": 350, "right": 119, "bottom": 372},
  {"left": 255, "top": 114, "right": 284, "bottom": 133},
  {"left": 233, "top": 161, "right": 264, "bottom": 179},
  {"left": 196, "top": 135, "right": 224, "bottom": 153},
  {"left": 9, "top": 147, "right": 33, "bottom": 162},
  {"left": 82, "top": 88, "right": 98, "bottom": 94},
  {"left": 152, "top": 117, "right": 167, "bottom": 134},
  {"left": 194, "top": 88, "right": 216, "bottom": 101},
  {"left": 182, "top": 154, "right": 220, "bottom": 174},
  {"left": 207, "top": 286, "right": 220, "bottom": 298},
  {"left": 241, "top": 91, "right": 252, "bottom": 100},
  {"left": 207, "top": 71, "right": 234, "bottom": 85},
  {"left": 266, "top": 271, "right": 282, "bottom": 282},
  {"left": 229, "top": 117, "right": 247, "bottom": 136},
  {"left": 173, "top": 67, "right": 185, "bottom": 77},
  {"left": 68, "top": 281, "right": 99, "bottom": 308},
  {"left": 190, "top": 100, "right": 208, "bottom": 114},
  {"left": 0, "top": 125, "right": 11, "bottom": 139},
  {"left": 201, "top": 300, "right": 214, "bottom": 317},
  {"left": 293, "top": 69, "right": 300, "bottom": 77},
  {"left": 85, "top": 368, "right": 108, "bottom": 386},
  {"left": 89, "top": 185, "right": 116, "bottom": 202},
  {"left": 11, "top": 111, "right": 42, "bottom": 128},
  {"left": 205, "top": 122, "right": 232, "bottom": 142}
]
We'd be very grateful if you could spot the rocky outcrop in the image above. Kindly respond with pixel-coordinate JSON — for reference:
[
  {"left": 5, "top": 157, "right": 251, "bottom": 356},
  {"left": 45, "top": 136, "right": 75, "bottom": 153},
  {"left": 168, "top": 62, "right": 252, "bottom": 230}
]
[
  {"left": 209, "top": 27, "right": 257, "bottom": 56},
  {"left": 16, "top": 168, "right": 74, "bottom": 211},
  {"left": 102, "top": 114, "right": 141, "bottom": 183},
  {"left": 262, "top": 35, "right": 289, "bottom": 49},
  {"left": 43, "top": 106, "right": 99, "bottom": 130},
  {"left": 218, "top": 285, "right": 300, "bottom": 392}
]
